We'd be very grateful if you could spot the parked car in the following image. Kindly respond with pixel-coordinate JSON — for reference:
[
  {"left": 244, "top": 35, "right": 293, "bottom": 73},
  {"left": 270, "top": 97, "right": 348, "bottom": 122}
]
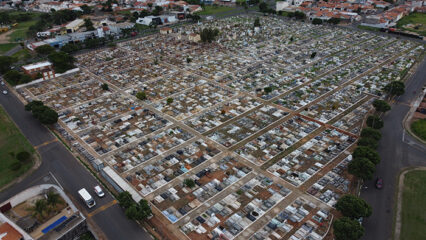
[
  {"left": 375, "top": 178, "right": 383, "bottom": 189},
  {"left": 94, "top": 185, "right": 105, "bottom": 197},
  {"left": 2, "top": 90, "right": 7, "bottom": 95},
  {"left": 1, "top": 81, "right": 4, "bottom": 85}
]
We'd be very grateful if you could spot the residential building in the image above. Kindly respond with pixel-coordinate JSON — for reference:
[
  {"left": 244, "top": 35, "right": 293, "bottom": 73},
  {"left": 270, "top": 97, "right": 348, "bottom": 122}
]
[{"left": 22, "top": 61, "right": 55, "bottom": 80}]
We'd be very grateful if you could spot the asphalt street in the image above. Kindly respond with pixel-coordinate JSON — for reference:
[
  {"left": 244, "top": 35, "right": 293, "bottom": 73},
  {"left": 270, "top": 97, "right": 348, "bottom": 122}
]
[
  {"left": 361, "top": 57, "right": 426, "bottom": 240},
  {"left": 0, "top": 85, "right": 151, "bottom": 240}
]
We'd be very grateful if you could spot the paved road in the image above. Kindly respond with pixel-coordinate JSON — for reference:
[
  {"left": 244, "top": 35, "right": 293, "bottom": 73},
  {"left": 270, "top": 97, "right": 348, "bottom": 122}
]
[
  {"left": 361, "top": 57, "right": 426, "bottom": 240},
  {"left": 0, "top": 86, "right": 151, "bottom": 240}
]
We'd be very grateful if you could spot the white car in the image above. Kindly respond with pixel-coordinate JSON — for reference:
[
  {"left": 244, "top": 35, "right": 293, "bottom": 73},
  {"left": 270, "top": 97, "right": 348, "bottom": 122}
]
[
  {"left": 1, "top": 81, "right": 4, "bottom": 85},
  {"left": 2, "top": 90, "right": 7, "bottom": 95},
  {"left": 94, "top": 185, "right": 105, "bottom": 198}
]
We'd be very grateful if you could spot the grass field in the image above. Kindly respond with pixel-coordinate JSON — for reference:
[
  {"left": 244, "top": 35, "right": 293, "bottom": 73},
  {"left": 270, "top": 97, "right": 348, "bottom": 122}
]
[
  {"left": 0, "top": 43, "right": 18, "bottom": 54},
  {"left": 197, "top": 5, "right": 235, "bottom": 16},
  {"left": 400, "top": 170, "right": 426, "bottom": 240},
  {"left": 7, "top": 20, "right": 38, "bottom": 42},
  {"left": 396, "top": 13, "right": 426, "bottom": 36},
  {"left": 357, "top": 25, "right": 381, "bottom": 32},
  {"left": 411, "top": 119, "right": 426, "bottom": 141},
  {"left": 0, "top": 106, "right": 34, "bottom": 188}
]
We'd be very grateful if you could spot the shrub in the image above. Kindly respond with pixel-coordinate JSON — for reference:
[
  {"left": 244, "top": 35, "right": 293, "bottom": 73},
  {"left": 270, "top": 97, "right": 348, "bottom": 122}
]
[
  {"left": 9, "top": 161, "right": 22, "bottom": 171},
  {"left": 16, "top": 151, "right": 31, "bottom": 162}
]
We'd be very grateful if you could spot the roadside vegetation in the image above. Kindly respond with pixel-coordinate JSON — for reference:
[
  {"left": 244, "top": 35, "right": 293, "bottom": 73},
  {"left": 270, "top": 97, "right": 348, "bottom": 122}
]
[
  {"left": 117, "top": 191, "right": 152, "bottom": 221},
  {"left": 400, "top": 170, "right": 426, "bottom": 239},
  {"left": 396, "top": 12, "right": 426, "bottom": 37},
  {"left": 0, "top": 106, "right": 35, "bottom": 188},
  {"left": 410, "top": 119, "right": 426, "bottom": 141},
  {"left": 197, "top": 5, "right": 235, "bottom": 16}
]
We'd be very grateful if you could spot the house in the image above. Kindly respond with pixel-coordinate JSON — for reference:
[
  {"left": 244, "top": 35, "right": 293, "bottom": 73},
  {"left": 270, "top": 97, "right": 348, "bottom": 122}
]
[
  {"left": 0, "top": 222, "right": 23, "bottom": 240},
  {"left": 108, "top": 22, "right": 135, "bottom": 35},
  {"left": 65, "top": 19, "right": 85, "bottom": 33},
  {"left": 136, "top": 16, "right": 162, "bottom": 26},
  {"left": 22, "top": 61, "right": 55, "bottom": 80},
  {"left": 160, "top": 27, "right": 173, "bottom": 34}
]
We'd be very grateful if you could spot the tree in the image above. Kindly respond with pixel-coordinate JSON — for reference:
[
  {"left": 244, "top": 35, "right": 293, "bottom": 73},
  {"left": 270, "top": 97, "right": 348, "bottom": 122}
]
[
  {"left": 46, "top": 191, "right": 63, "bottom": 208},
  {"left": 264, "top": 86, "right": 273, "bottom": 94},
  {"left": 0, "top": 56, "right": 13, "bottom": 74},
  {"left": 125, "top": 204, "right": 140, "bottom": 220},
  {"left": 259, "top": 2, "right": 268, "bottom": 13},
  {"left": 152, "top": 6, "right": 163, "bottom": 16},
  {"left": 61, "top": 43, "right": 82, "bottom": 54},
  {"left": 25, "top": 100, "right": 44, "bottom": 111},
  {"left": 327, "top": 17, "right": 340, "bottom": 24},
  {"left": 25, "top": 101, "right": 58, "bottom": 125},
  {"left": 101, "top": 83, "right": 109, "bottom": 91},
  {"left": 166, "top": 98, "right": 173, "bottom": 105},
  {"left": 335, "top": 195, "right": 372, "bottom": 219},
  {"left": 357, "top": 137, "right": 378, "bottom": 149},
  {"left": 360, "top": 128, "right": 381, "bottom": 141},
  {"left": 81, "top": 5, "right": 92, "bottom": 15},
  {"left": 16, "top": 151, "right": 31, "bottom": 162},
  {"left": 312, "top": 18, "right": 323, "bottom": 25},
  {"left": 348, "top": 157, "right": 376, "bottom": 180},
  {"left": 384, "top": 81, "right": 405, "bottom": 96},
  {"left": 136, "top": 91, "right": 147, "bottom": 100},
  {"left": 254, "top": 17, "right": 261, "bottom": 27},
  {"left": 30, "top": 199, "right": 48, "bottom": 219},
  {"left": 84, "top": 18, "right": 95, "bottom": 31},
  {"left": 310, "top": 52, "right": 317, "bottom": 58},
  {"left": 117, "top": 191, "right": 134, "bottom": 209},
  {"left": 184, "top": 179, "right": 196, "bottom": 188},
  {"left": 294, "top": 11, "right": 306, "bottom": 20},
  {"left": 366, "top": 115, "right": 384, "bottom": 129},
  {"left": 3, "top": 70, "right": 32, "bottom": 86},
  {"left": 48, "top": 51, "right": 75, "bottom": 73},
  {"left": 353, "top": 146, "right": 380, "bottom": 165},
  {"left": 138, "top": 199, "right": 152, "bottom": 219},
  {"left": 372, "top": 99, "right": 391, "bottom": 113},
  {"left": 200, "top": 28, "right": 219, "bottom": 43},
  {"left": 333, "top": 217, "right": 365, "bottom": 240},
  {"left": 36, "top": 45, "right": 55, "bottom": 56}
]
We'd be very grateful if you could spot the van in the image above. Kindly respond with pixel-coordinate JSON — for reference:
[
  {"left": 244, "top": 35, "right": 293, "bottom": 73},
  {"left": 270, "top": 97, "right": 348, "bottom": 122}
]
[{"left": 78, "top": 188, "right": 96, "bottom": 208}]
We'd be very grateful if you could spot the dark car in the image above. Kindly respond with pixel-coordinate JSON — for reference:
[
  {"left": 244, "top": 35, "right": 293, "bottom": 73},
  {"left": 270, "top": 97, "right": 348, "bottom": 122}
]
[{"left": 375, "top": 178, "right": 383, "bottom": 189}]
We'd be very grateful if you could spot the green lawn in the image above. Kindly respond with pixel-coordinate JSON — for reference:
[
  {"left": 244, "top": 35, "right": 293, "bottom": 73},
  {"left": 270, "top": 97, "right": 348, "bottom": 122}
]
[
  {"left": 0, "top": 106, "right": 34, "bottom": 188},
  {"left": 396, "top": 13, "right": 426, "bottom": 36},
  {"left": 8, "top": 20, "right": 38, "bottom": 42},
  {"left": 0, "top": 43, "right": 19, "bottom": 54},
  {"left": 401, "top": 170, "right": 426, "bottom": 240},
  {"left": 196, "top": 5, "right": 235, "bottom": 16},
  {"left": 411, "top": 119, "right": 426, "bottom": 141}
]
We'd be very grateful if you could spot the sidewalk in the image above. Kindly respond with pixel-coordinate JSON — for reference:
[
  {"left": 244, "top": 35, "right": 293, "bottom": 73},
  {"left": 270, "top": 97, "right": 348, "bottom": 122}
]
[{"left": 402, "top": 88, "right": 426, "bottom": 145}]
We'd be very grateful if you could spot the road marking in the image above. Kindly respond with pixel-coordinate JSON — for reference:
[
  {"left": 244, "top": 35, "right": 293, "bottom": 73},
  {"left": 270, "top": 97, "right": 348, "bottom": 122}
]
[
  {"left": 87, "top": 200, "right": 118, "bottom": 218},
  {"left": 35, "top": 139, "right": 58, "bottom": 149}
]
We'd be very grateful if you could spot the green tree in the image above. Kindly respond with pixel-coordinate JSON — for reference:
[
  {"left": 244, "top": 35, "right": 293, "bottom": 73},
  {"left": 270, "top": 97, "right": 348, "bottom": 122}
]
[
  {"left": 30, "top": 199, "right": 48, "bottom": 219},
  {"left": 184, "top": 179, "right": 196, "bottom": 188},
  {"left": 294, "top": 11, "right": 306, "bottom": 20},
  {"left": 84, "top": 18, "right": 95, "bottom": 31},
  {"left": 46, "top": 191, "right": 63, "bottom": 209},
  {"left": 138, "top": 199, "right": 152, "bottom": 219},
  {"left": 3, "top": 70, "right": 32, "bottom": 86},
  {"left": 333, "top": 217, "right": 365, "bottom": 240},
  {"left": 360, "top": 128, "right": 381, "bottom": 141},
  {"left": 33, "top": 105, "right": 58, "bottom": 125},
  {"left": 254, "top": 17, "right": 261, "bottom": 27},
  {"left": 101, "top": 83, "right": 109, "bottom": 91},
  {"left": 136, "top": 91, "right": 147, "bottom": 100},
  {"left": 81, "top": 5, "right": 93, "bottom": 15},
  {"left": 366, "top": 115, "right": 384, "bottom": 129},
  {"left": 327, "top": 18, "right": 340, "bottom": 24},
  {"left": 200, "top": 28, "right": 219, "bottom": 43},
  {"left": 348, "top": 157, "right": 376, "bottom": 180},
  {"left": 372, "top": 99, "right": 391, "bottom": 113},
  {"left": 312, "top": 18, "right": 323, "bottom": 25},
  {"left": 25, "top": 100, "right": 44, "bottom": 111},
  {"left": 16, "top": 151, "right": 31, "bottom": 162},
  {"left": 310, "top": 52, "right": 317, "bottom": 58},
  {"left": 125, "top": 204, "right": 140, "bottom": 220},
  {"left": 335, "top": 195, "right": 372, "bottom": 219},
  {"left": 152, "top": 6, "right": 163, "bottom": 16},
  {"left": 264, "top": 86, "right": 273, "bottom": 94},
  {"left": 61, "top": 42, "right": 82, "bottom": 54},
  {"left": 48, "top": 51, "right": 75, "bottom": 73},
  {"left": 0, "top": 56, "right": 13, "bottom": 74},
  {"left": 259, "top": 2, "right": 268, "bottom": 12},
  {"left": 353, "top": 146, "right": 380, "bottom": 165},
  {"left": 166, "top": 98, "right": 173, "bottom": 105},
  {"left": 357, "top": 137, "right": 378, "bottom": 149},
  {"left": 117, "top": 191, "right": 134, "bottom": 209},
  {"left": 384, "top": 81, "right": 405, "bottom": 96},
  {"left": 36, "top": 45, "right": 55, "bottom": 56}
]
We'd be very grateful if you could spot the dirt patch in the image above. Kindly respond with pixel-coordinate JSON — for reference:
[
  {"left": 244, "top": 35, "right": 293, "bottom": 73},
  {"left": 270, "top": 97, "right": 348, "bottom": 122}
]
[{"left": 0, "top": 30, "right": 15, "bottom": 44}]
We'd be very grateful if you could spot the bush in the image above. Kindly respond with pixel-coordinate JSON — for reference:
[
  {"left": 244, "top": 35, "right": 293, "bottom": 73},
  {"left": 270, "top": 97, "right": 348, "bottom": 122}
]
[
  {"left": 16, "top": 151, "right": 31, "bottom": 162},
  {"left": 366, "top": 115, "right": 384, "bottom": 129},
  {"left": 9, "top": 161, "right": 22, "bottom": 171}
]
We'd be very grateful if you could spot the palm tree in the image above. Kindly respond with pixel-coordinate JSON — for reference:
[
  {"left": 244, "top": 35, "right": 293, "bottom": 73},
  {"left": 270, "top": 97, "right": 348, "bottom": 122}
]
[
  {"left": 30, "top": 199, "right": 48, "bottom": 220},
  {"left": 46, "top": 191, "right": 63, "bottom": 209}
]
